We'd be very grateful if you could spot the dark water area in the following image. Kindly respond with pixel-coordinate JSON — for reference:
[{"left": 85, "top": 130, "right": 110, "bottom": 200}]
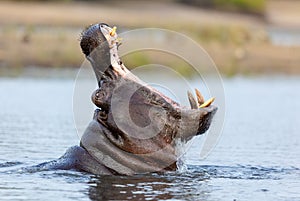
[{"left": 0, "top": 76, "right": 299, "bottom": 201}]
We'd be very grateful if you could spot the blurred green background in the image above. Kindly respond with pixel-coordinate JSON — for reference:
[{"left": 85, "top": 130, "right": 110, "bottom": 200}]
[{"left": 0, "top": 0, "right": 299, "bottom": 77}]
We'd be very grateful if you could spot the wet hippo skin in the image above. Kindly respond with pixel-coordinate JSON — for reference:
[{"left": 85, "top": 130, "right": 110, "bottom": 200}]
[{"left": 33, "top": 23, "right": 217, "bottom": 175}]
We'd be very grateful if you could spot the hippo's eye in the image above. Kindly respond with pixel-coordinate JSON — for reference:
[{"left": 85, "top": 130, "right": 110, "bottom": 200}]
[{"left": 95, "top": 92, "right": 99, "bottom": 98}]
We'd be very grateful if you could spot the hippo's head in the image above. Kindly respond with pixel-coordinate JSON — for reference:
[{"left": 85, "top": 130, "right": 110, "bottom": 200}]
[{"left": 79, "top": 23, "right": 217, "bottom": 175}]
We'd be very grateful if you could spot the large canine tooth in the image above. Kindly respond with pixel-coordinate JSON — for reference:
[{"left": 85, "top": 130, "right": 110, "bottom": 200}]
[
  {"left": 187, "top": 91, "right": 198, "bottom": 109},
  {"left": 110, "top": 26, "right": 117, "bottom": 36},
  {"left": 195, "top": 88, "right": 205, "bottom": 105},
  {"left": 199, "top": 97, "right": 215, "bottom": 108}
]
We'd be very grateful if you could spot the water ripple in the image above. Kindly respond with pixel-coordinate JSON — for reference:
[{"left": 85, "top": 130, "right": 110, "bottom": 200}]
[
  {"left": 188, "top": 164, "right": 299, "bottom": 180},
  {"left": 0, "top": 161, "right": 23, "bottom": 168}
]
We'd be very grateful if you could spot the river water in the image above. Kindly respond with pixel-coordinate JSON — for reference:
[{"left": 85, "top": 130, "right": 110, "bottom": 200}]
[{"left": 0, "top": 75, "right": 299, "bottom": 201}]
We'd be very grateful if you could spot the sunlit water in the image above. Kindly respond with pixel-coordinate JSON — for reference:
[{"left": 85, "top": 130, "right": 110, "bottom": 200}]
[{"left": 0, "top": 76, "right": 299, "bottom": 201}]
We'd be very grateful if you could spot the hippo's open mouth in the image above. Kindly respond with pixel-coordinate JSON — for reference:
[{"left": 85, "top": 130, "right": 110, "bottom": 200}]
[{"left": 78, "top": 23, "right": 218, "bottom": 174}]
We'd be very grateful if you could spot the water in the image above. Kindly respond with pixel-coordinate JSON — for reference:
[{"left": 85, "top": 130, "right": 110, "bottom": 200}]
[
  {"left": 268, "top": 27, "right": 300, "bottom": 47},
  {"left": 0, "top": 75, "right": 299, "bottom": 201}
]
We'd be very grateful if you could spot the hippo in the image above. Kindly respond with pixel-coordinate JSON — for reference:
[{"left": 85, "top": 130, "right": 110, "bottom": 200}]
[{"left": 33, "top": 23, "right": 217, "bottom": 175}]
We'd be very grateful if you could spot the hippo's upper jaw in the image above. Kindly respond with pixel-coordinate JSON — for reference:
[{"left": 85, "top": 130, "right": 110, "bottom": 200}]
[{"left": 79, "top": 23, "right": 218, "bottom": 175}]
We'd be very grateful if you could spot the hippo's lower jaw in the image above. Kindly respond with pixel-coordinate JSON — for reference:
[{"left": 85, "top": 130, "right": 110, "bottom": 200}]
[{"left": 81, "top": 104, "right": 217, "bottom": 175}]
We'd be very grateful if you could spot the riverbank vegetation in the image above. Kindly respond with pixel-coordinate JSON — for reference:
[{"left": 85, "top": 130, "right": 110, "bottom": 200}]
[
  {"left": 0, "top": 0, "right": 299, "bottom": 77},
  {"left": 179, "top": 0, "right": 266, "bottom": 15}
]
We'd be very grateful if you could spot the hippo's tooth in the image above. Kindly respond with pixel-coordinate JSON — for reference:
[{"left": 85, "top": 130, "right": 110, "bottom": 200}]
[
  {"left": 199, "top": 97, "right": 215, "bottom": 108},
  {"left": 187, "top": 91, "right": 198, "bottom": 109},
  {"left": 110, "top": 26, "right": 117, "bottom": 36},
  {"left": 195, "top": 88, "right": 205, "bottom": 105}
]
